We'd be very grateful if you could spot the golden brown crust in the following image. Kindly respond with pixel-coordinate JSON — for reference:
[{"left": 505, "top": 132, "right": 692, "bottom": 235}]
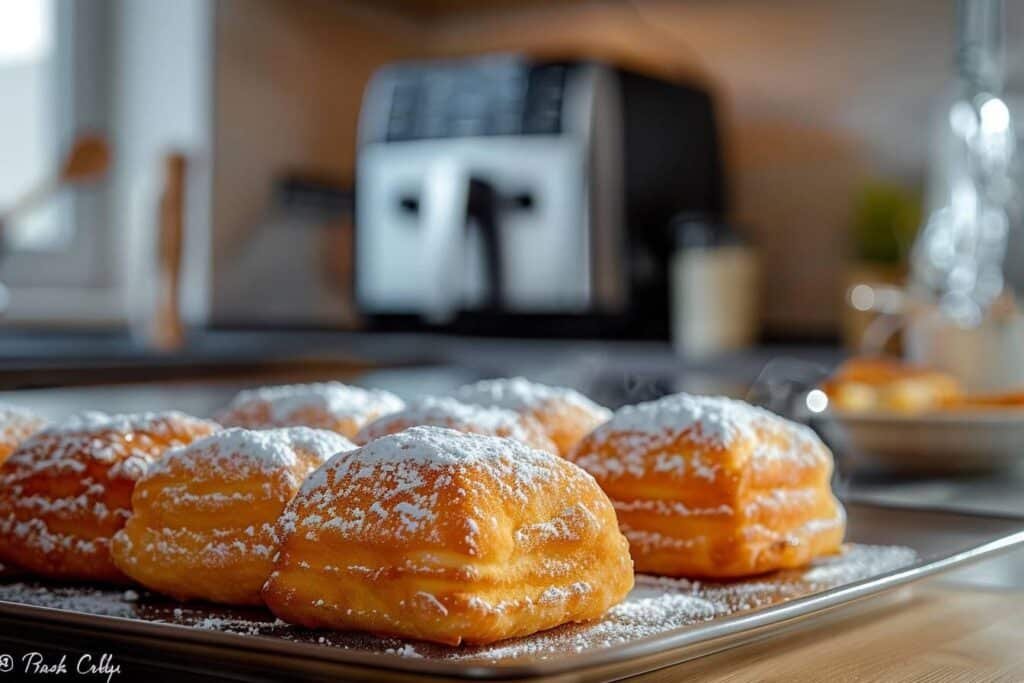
[
  {"left": 567, "top": 394, "right": 845, "bottom": 578},
  {"left": 262, "top": 426, "right": 634, "bottom": 645},
  {"left": 111, "top": 427, "right": 354, "bottom": 605},
  {"left": 450, "top": 378, "right": 611, "bottom": 456},
  {"left": 0, "top": 412, "right": 218, "bottom": 582},
  {"left": 528, "top": 401, "right": 611, "bottom": 457}
]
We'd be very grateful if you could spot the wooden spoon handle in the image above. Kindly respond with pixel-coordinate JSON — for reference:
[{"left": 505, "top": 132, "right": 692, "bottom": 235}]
[{"left": 151, "top": 152, "right": 186, "bottom": 350}]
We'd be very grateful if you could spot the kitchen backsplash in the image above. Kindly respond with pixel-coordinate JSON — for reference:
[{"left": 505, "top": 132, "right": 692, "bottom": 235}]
[{"left": 210, "top": 0, "right": 1024, "bottom": 338}]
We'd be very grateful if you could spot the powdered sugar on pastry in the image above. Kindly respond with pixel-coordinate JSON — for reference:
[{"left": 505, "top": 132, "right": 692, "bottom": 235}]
[
  {"left": 265, "top": 425, "right": 634, "bottom": 645},
  {"left": 113, "top": 426, "right": 354, "bottom": 605},
  {"left": 299, "top": 427, "right": 556, "bottom": 535},
  {"left": 0, "top": 402, "right": 46, "bottom": 466},
  {"left": 148, "top": 427, "right": 354, "bottom": 479},
  {"left": 217, "top": 382, "right": 405, "bottom": 439},
  {"left": 0, "top": 411, "right": 218, "bottom": 582},
  {"left": 355, "top": 396, "right": 556, "bottom": 452},
  {"left": 225, "top": 383, "right": 404, "bottom": 423},
  {"left": 453, "top": 377, "right": 609, "bottom": 417},
  {"left": 363, "top": 396, "right": 528, "bottom": 434},
  {"left": 6, "top": 411, "right": 219, "bottom": 479},
  {"left": 450, "top": 378, "right": 611, "bottom": 456},
  {"left": 41, "top": 410, "right": 208, "bottom": 437},
  {"left": 567, "top": 392, "right": 845, "bottom": 578},
  {"left": 0, "top": 402, "right": 43, "bottom": 422},
  {"left": 574, "top": 393, "right": 826, "bottom": 479},
  {"left": 590, "top": 394, "right": 784, "bottom": 446},
  {"left": 319, "top": 425, "right": 547, "bottom": 473}
]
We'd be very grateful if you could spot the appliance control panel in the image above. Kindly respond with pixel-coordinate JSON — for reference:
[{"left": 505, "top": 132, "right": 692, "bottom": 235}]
[{"left": 374, "top": 58, "right": 569, "bottom": 142}]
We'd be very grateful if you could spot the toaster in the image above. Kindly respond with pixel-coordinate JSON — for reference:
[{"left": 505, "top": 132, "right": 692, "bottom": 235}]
[{"left": 356, "top": 54, "right": 725, "bottom": 338}]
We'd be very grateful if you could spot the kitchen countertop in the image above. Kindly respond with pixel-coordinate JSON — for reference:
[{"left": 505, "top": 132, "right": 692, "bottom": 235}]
[
  {"left": 0, "top": 329, "right": 841, "bottom": 390},
  {"left": 636, "top": 582, "right": 1024, "bottom": 681}
]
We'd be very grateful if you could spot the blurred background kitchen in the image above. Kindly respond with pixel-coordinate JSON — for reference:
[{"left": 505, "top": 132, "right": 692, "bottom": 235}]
[{"left": 3, "top": 0, "right": 1024, "bottom": 524}]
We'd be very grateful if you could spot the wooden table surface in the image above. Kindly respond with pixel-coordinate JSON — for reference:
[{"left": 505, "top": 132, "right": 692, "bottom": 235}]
[{"left": 634, "top": 581, "right": 1024, "bottom": 682}]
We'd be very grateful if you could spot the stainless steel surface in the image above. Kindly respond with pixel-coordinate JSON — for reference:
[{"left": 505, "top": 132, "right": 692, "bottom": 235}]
[
  {"left": 848, "top": 473, "right": 1024, "bottom": 518},
  {"left": 357, "top": 137, "right": 593, "bottom": 317},
  {"left": 357, "top": 58, "right": 603, "bottom": 318},
  {"left": 1, "top": 503, "right": 1021, "bottom": 681}
]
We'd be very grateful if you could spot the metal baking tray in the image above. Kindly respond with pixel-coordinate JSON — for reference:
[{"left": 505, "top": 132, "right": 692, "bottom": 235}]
[{"left": 1, "top": 502, "right": 1022, "bottom": 682}]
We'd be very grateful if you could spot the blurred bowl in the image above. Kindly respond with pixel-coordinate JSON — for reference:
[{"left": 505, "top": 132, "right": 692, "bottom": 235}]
[{"left": 811, "top": 409, "right": 1024, "bottom": 475}]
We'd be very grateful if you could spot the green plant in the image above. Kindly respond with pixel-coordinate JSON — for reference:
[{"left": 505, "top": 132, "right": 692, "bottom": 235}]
[{"left": 851, "top": 182, "right": 922, "bottom": 264}]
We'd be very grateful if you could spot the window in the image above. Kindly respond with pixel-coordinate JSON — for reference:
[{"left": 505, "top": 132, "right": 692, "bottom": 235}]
[
  {"left": 0, "top": 1, "right": 214, "bottom": 325},
  {"left": 0, "top": 0, "right": 64, "bottom": 250},
  {"left": 0, "top": 0, "right": 117, "bottom": 322}
]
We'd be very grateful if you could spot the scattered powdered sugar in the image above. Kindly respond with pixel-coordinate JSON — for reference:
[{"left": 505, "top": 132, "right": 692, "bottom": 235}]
[
  {"left": 452, "top": 377, "right": 611, "bottom": 417},
  {"left": 383, "top": 644, "right": 423, "bottom": 658},
  {"left": 147, "top": 427, "right": 355, "bottom": 477},
  {"left": 438, "top": 543, "right": 918, "bottom": 661},
  {"left": 799, "top": 544, "right": 913, "bottom": 586},
  {"left": 226, "top": 383, "right": 405, "bottom": 422},
  {"left": 608, "top": 590, "right": 717, "bottom": 625},
  {"left": 0, "top": 544, "right": 918, "bottom": 663},
  {"left": 0, "top": 582, "right": 140, "bottom": 618},
  {"left": 192, "top": 616, "right": 267, "bottom": 635}
]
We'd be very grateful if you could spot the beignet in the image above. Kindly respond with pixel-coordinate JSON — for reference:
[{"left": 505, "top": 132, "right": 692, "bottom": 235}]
[
  {"left": 567, "top": 394, "right": 845, "bottom": 578},
  {"left": 0, "top": 411, "right": 218, "bottom": 582},
  {"left": 820, "top": 357, "right": 962, "bottom": 414},
  {"left": 263, "top": 426, "right": 633, "bottom": 645},
  {"left": 451, "top": 378, "right": 611, "bottom": 456},
  {"left": 217, "top": 382, "right": 405, "bottom": 438},
  {"left": 112, "top": 427, "right": 355, "bottom": 605},
  {"left": 354, "top": 396, "right": 557, "bottom": 453}
]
